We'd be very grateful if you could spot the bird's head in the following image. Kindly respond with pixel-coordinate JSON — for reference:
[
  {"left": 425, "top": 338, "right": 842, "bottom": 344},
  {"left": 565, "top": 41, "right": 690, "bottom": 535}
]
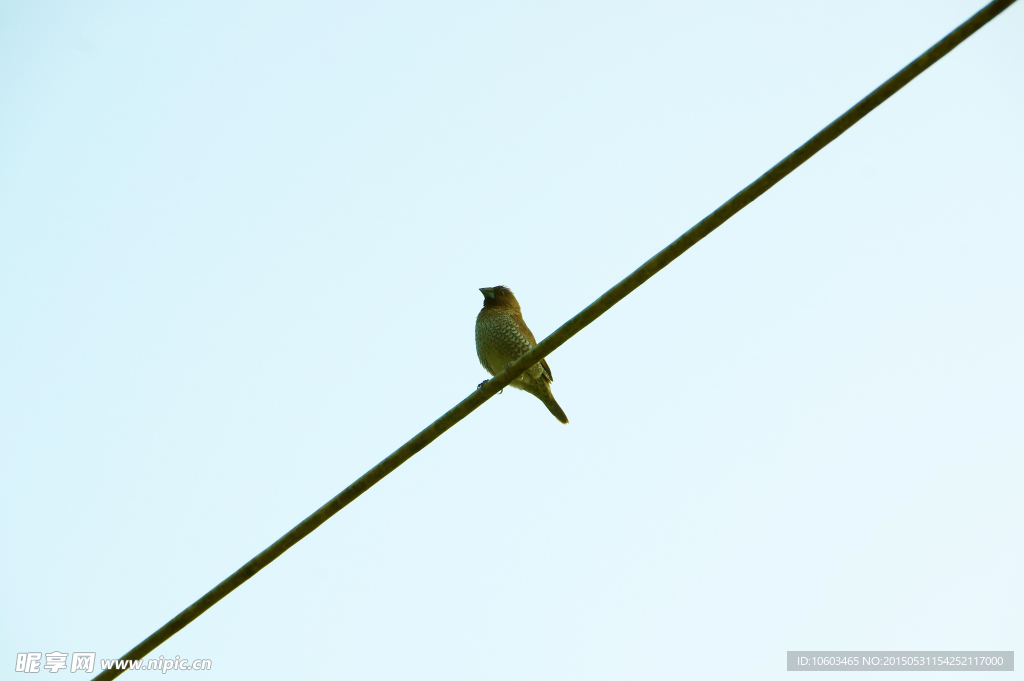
[{"left": 479, "top": 285, "right": 520, "bottom": 310}]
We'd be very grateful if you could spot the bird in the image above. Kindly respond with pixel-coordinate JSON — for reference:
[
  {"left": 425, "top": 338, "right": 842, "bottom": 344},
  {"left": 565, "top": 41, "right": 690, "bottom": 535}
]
[{"left": 475, "top": 285, "right": 569, "bottom": 424}]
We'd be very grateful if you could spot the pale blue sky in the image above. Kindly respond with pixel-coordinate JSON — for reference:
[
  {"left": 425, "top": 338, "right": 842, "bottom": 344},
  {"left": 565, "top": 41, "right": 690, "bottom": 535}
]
[{"left": 2, "top": 1, "right": 1021, "bottom": 678}]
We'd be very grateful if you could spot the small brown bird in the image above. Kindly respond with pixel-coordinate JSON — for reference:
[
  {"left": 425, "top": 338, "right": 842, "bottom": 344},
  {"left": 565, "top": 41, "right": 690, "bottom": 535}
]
[{"left": 476, "top": 285, "right": 569, "bottom": 424}]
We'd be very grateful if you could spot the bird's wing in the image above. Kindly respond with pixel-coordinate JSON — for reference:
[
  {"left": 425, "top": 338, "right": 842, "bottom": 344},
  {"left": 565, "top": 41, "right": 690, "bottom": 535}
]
[
  {"left": 540, "top": 357, "right": 553, "bottom": 383},
  {"left": 517, "top": 317, "right": 553, "bottom": 382},
  {"left": 519, "top": 320, "right": 538, "bottom": 345}
]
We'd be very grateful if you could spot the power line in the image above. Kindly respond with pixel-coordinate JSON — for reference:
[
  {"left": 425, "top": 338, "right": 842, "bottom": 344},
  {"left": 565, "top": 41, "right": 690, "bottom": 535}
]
[{"left": 94, "top": 1, "right": 1016, "bottom": 677}]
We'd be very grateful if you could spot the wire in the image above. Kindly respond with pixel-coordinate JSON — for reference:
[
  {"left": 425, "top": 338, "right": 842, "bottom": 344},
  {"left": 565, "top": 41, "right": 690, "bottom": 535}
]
[{"left": 94, "top": 1, "right": 1017, "bottom": 677}]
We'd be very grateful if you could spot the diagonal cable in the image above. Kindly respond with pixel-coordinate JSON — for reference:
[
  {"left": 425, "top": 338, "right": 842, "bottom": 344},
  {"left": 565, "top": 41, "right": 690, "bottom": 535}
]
[{"left": 94, "top": 0, "right": 1016, "bottom": 676}]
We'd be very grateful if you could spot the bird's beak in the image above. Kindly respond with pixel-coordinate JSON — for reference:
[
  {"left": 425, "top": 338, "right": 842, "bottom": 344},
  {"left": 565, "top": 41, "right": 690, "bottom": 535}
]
[{"left": 479, "top": 287, "right": 494, "bottom": 299}]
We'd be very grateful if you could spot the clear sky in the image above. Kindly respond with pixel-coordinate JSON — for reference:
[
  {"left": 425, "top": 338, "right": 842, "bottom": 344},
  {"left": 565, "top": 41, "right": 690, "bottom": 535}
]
[{"left": 2, "top": 1, "right": 1021, "bottom": 678}]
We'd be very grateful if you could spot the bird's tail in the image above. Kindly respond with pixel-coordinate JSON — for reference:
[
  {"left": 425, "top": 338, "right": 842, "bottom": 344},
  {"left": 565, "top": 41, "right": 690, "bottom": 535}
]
[{"left": 539, "top": 387, "right": 569, "bottom": 424}]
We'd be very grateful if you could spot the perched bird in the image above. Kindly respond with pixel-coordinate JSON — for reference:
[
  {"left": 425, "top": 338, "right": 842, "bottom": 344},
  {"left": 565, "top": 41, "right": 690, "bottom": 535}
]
[{"left": 475, "top": 285, "right": 569, "bottom": 424}]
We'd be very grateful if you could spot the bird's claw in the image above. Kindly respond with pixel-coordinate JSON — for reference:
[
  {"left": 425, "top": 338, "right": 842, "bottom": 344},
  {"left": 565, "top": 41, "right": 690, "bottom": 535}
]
[{"left": 477, "top": 378, "right": 503, "bottom": 394}]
